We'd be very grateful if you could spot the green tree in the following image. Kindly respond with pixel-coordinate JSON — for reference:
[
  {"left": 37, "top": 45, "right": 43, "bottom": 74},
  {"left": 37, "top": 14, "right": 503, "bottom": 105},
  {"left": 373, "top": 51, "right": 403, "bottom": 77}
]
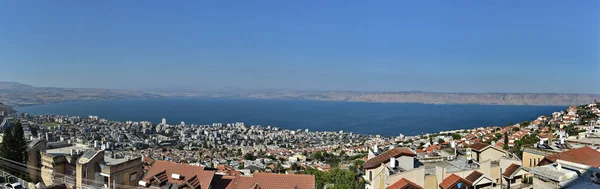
[
  {"left": 495, "top": 133, "right": 503, "bottom": 141},
  {"left": 0, "top": 126, "right": 14, "bottom": 160},
  {"left": 312, "top": 151, "right": 324, "bottom": 161},
  {"left": 503, "top": 133, "right": 509, "bottom": 150},
  {"left": 353, "top": 160, "right": 365, "bottom": 171},
  {"left": 0, "top": 121, "right": 29, "bottom": 179},
  {"left": 301, "top": 168, "right": 364, "bottom": 189},
  {"left": 438, "top": 138, "right": 445, "bottom": 144},
  {"left": 13, "top": 122, "right": 28, "bottom": 163},
  {"left": 451, "top": 133, "right": 461, "bottom": 140},
  {"left": 291, "top": 163, "right": 298, "bottom": 171},
  {"left": 243, "top": 153, "right": 256, "bottom": 160}
]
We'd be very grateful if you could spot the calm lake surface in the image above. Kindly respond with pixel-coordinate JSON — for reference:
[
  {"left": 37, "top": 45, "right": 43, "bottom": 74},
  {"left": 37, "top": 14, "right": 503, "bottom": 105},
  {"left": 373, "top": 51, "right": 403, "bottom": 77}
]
[{"left": 16, "top": 98, "right": 565, "bottom": 136}]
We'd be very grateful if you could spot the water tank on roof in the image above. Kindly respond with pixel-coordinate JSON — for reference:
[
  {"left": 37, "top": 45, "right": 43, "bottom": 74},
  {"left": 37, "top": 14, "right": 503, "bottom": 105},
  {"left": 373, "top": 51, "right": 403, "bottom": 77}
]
[{"left": 171, "top": 174, "right": 183, "bottom": 180}]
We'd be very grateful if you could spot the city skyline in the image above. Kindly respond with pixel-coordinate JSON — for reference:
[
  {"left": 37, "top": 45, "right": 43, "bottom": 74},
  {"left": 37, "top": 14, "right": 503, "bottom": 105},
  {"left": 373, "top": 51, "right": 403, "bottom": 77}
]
[{"left": 1, "top": 1, "right": 599, "bottom": 93}]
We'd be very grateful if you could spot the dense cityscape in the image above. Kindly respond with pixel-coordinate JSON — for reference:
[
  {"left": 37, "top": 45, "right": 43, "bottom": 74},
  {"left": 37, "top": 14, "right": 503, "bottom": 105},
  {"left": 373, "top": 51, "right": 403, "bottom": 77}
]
[
  {"left": 0, "top": 101, "right": 598, "bottom": 188},
  {"left": 1, "top": 1, "right": 598, "bottom": 189}
]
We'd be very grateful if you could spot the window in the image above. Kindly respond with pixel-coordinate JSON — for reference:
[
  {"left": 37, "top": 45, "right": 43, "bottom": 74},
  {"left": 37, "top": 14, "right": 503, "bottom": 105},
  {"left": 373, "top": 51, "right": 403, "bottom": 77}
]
[
  {"left": 130, "top": 172, "right": 138, "bottom": 182},
  {"left": 369, "top": 171, "right": 372, "bottom": 181},
  {"left": 83, "top": 171, "right": 87, "bottom": 178},
  {"left": 529, "top": 159, "right": 532, "bottom": 167}
]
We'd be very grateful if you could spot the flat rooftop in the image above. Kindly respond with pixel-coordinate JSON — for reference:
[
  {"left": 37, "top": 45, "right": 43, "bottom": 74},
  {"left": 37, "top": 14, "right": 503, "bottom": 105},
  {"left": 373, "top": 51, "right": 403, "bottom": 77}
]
[
  {"left": 567, "top": 138, "right": 600, "bottom": 148},
  {"left": 423, "top": 156, "right": 480, "bottom": 174},
  {"left": 104, "top": 156, "right": 132, "bottom": 165},
  {"left": 530, "top": 164, "right": 578, "bottom": 182},
  {"left": 45, "top": 145, "right": 90, "bottom": 156}
]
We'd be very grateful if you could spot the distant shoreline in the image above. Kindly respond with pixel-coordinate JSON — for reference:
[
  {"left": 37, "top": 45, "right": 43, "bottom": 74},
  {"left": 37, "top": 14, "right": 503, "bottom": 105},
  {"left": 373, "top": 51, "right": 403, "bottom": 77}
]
[
  {"left": 12, "top": 97, "right": 569, "bottom": 109},
  {"left": 2, "top": 81, "right": 598, "bottom": 107}
]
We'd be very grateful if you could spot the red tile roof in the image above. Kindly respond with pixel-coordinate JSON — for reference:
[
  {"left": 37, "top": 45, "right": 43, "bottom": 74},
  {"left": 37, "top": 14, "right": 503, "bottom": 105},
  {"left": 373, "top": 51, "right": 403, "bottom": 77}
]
[
  {"left": 503, "top": 164, "right": 521, "bottom": 178},
  {"left": 425, "top": 145, "right": 441, "bottom": 152},
  {"left": 212, "top": 175, "right": 237, "bottom": 189},
  {"left": 464, "top": 171, "right": 483, "bottom": 183},
  {"left": 142, "top": 160, "right": 215, "bottom": 189},
  {"left": 364, "top": 148, "right": 416, "bottom": 169},
  {"left": 439, "top": 174, "right": 472, "bottom": 189},
  {"left": 469, "top": 143, "right": 489, "bottom": 152},
  {"left": 386, "top": 178, "right": 423, "bottom": 189},
  {"left": 233, "top": 173, "right": 315, "bottom": 189},
  {"left": 542, "top": 146, "right": 600, "bottom": 167}
]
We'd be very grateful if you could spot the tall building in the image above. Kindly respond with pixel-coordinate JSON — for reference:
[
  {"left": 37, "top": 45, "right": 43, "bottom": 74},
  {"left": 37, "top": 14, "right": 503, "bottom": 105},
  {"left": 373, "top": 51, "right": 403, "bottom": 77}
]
[{"left": 161, "top": 118, "right": 167, "bottom": 125}]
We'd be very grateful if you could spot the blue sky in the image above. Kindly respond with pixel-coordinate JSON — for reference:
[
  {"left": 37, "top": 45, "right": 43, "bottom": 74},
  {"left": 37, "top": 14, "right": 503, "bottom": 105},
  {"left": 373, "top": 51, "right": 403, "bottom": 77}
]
[{"left": 1, "top": 1, "right": 598, "bottom": 93}]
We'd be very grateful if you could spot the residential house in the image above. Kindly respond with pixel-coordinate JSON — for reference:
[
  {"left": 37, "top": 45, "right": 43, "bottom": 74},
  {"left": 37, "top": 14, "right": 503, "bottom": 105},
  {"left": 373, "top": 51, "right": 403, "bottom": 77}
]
[
  {"left": 468, "top": 143, "right": 508, "bottom": 163},
  {"left": 233, "top": 173, "right": 315, "bottom": 189},
  {"left": 464, "top": 171, "right": 494, "bottom": 189},
  {"left": 76, "top": 150, "right": 142, "bottom": 189},
  {"left": 439, "top": 174, "right": 472, "bottom": 189},
  {"left": 530, "top": 159, "right": 600, "bottom": 188},
  {"left": 502, "top": 164, "right": 527, "bottom": 188},
  {"left": 363, "top": 148, "right": 417, "bottom": 189},
  {"left": 40, "top": 143, "right": 90, "bottom": 187},
  {"left": 386, "top": 178, "right": 423, "bottom": 189},
  {"left": 521, "top": 147, "right": 558, "bottom": 168},
  {"left": 27, "top": 139, "right": 47, "bottom": 183},
  {"left": 139, "top": 160, "right": 315, "bottom": 189},
  {"left": 538, "top": 146, "right": 600, "bottom": 167},
  {"left": 139, "top": 160, "right": 215, "bottom": 189}
]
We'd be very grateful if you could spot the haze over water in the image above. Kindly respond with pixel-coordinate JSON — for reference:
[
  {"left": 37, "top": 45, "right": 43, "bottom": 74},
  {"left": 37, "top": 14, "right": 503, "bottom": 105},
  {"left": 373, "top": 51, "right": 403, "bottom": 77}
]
[{"left": 16, "top": 98, "right": 565, "bottom": 136}]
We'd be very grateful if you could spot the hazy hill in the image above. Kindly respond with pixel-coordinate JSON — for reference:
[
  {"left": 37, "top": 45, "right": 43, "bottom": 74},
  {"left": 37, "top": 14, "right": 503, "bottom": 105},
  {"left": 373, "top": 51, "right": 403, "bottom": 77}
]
[
  {"left": 0, "top": 102, "right": 15, "bottom": 114},
  {"left": 1, "top": 81, "right": 598, "bottom": 106},
  {"left": 0, "top": 81, "right": 161, "bottom": 106}
]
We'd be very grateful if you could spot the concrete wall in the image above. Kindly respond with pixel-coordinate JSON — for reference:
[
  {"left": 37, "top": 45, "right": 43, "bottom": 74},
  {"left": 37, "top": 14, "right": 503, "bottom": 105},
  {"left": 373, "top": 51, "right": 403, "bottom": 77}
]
[
  {"left": 424, "top": 175, "right": 437, "bottom": 189},
  {"left": 105, "top": 158, "right": 142, "bottom": 189},
  {"left": 76, "top": 151, "right": 105, "bottom": 189},
  {"left": 364, "top": 165, "right": 385, "bottom": 189},
  {"left": 27, "top": 141, "right": 46, "bottom": 183},
  {"left": 499, "top": 158, "right": 521, "bottom": 170},
  {"left": 41, "top": 153, "right": 67, "bottom": 186},
  {"left": 479, "top": 148, "right": 506, "bottom": 162},
  {"left": 533, "top": 177, "right": 560, "bottom": 189}
]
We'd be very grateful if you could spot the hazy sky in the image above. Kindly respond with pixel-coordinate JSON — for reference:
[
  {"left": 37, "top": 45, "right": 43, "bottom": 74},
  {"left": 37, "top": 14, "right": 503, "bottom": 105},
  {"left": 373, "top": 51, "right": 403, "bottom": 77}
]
[{"left": 1, "top": 1, "right": 598, "bottom": 93}]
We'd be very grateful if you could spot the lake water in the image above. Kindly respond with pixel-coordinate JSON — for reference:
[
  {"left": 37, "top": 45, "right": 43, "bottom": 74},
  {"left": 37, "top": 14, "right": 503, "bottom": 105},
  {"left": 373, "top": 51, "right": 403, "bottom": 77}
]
[{"left": 16, "top": 98, "right": 565, "bottom": 136}]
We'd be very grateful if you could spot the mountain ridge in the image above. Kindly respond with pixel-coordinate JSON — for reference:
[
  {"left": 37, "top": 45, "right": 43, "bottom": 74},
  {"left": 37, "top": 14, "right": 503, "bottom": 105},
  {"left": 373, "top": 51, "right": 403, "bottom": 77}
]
[{"left": 1, "top": 81, "right": 598, "bottom": 106}]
